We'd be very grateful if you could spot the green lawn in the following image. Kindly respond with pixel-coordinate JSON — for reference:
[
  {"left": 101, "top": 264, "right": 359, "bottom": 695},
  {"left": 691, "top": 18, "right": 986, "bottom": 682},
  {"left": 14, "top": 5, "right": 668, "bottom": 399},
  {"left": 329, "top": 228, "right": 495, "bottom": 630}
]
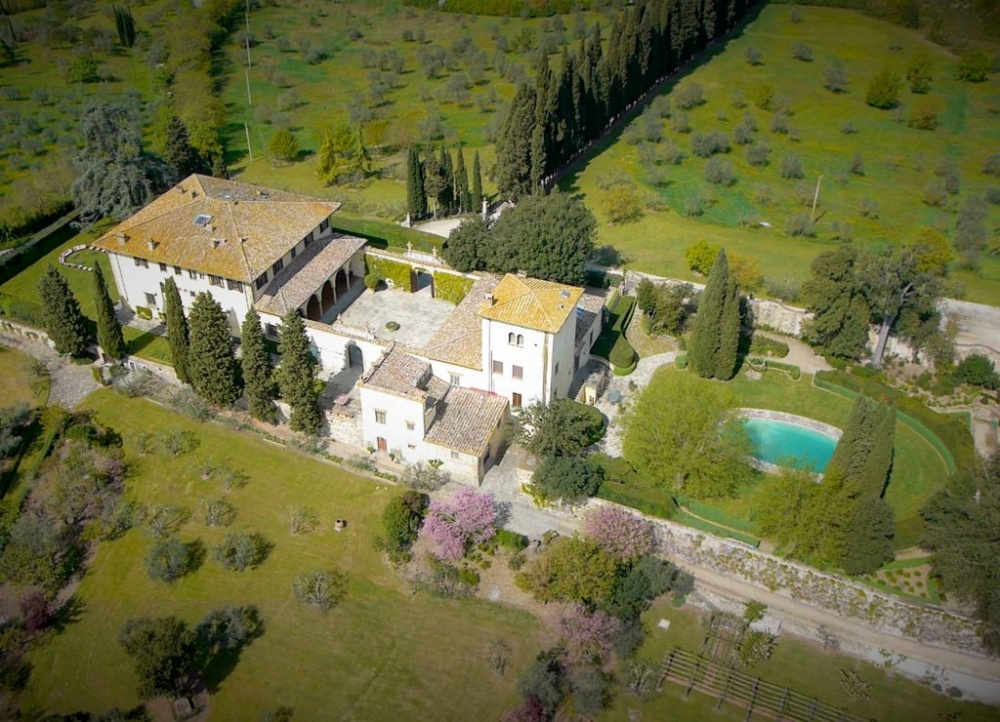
[
  {"left": 0, "top": 224, "right": 172, "bottom": 364},
  {"left": 562, "top": 4, "right": 1000, "bottom": 305},
  {"left": 619, "top": 365, "right": 952, "bottom": 551},
  {"left": 25, "top": 390, "right": 543, "bottom": 719},
  {"left": 0, "top": 344, "right": 47, "bottom": 407},
  {"left": 606, "top": 601, "right": 999, "bottom": 722}
]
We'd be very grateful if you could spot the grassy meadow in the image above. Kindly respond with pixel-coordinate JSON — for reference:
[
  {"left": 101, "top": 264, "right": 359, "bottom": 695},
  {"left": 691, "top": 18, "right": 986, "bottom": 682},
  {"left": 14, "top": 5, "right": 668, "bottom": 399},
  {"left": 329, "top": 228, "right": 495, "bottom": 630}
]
[
  {"left": 25, "top": 390, "right": 545, "bottom": 720},
  {"left": 562, "top": 4, "right": 1000, "bottom": 304}
]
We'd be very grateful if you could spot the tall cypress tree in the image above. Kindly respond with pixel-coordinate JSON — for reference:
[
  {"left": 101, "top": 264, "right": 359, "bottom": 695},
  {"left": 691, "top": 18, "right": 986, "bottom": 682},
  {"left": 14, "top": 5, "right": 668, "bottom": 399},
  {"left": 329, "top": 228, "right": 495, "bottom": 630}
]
[
  {"left": 827, "top": 396, "right": 880, "bottom": 483},
  {"left": 240, "top": 307, "right": 276, "bottom": 423},
  {"left": 861, "top": 402, "right": 895, "bottom": 497},
  {"left": 93, "top": 264, "right": 127, "bottom": 360},
  {"left": 841, "top": 496, "right": 895, "bottom": 575},
  {"left": 37, "top": 265, "right": 89, "bottom": 356},
  {"left": 471, "top": 150, "right": 483, "bottom": 212},
  {"left": 405, "top": 146, "right": 427, "bottom": 221},
  {"left": 187, "top": 292, "right": 241, "bottom": 407},
  {"left": 163, "top": 277, "right": 190, "bottom": 384},
  {"left": 277, "top": 311, "right": 321, "bottom": 436},
  {"left": 688, "top": 249, "right": 729, "bottom": 379},
  {"left": 163, "top": 115, "right": 206, "bottom": 180},
  {"left": 715, "top": 275, "right": 741, "bottom": 381},
  {"left": 438, "top": 145, "right": 454, "bottom": 213},
  {"left": 454, "top": 146, "right": 470, "bottom": 214},
  {"left": 493, "top": 82, "right": 537, "bottom": 199}
]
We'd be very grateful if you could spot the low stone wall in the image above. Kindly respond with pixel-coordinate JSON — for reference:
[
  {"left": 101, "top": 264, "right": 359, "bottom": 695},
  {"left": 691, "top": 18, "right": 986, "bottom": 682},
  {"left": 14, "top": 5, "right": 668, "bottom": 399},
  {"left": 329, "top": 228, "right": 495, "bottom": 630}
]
[
  {"left": 0, "top": 318, "right": 53, "bottom": 348},
  {"left": 751, "top": 298, "right": 811, "bottom": 338},
  {"left": 738, "top": 408, "right": 842, "bottom": 439},
  {"left": 584, "top": 497, "right": 984, "bottom": 654}
]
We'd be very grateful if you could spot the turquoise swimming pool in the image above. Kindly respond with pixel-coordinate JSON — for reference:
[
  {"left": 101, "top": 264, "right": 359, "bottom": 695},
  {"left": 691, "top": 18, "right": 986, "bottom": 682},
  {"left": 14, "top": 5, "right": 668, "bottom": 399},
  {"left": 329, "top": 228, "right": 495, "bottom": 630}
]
[{"left": 744, "top": 417, "right": 837, "bottom": 473}]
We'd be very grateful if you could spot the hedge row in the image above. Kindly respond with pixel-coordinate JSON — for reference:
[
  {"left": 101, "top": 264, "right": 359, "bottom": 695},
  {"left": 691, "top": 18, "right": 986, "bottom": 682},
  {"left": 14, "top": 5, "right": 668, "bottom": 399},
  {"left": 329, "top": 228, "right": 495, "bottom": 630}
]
[
  {"left": 403, "top": 0, "right": 585, "bottom": 16},
  {"left": 594, "top": 295, "right": 638, "bottom": 374},
  {"left": 366, "top": 255, "right": 412, "bottom": 291},
  {"left": 814, "top": 370, "right": 974, "bottom": 474},
  {"left": 749, "top": 334, "right": 790, "bottom": 358},
  {"left": 331, "top": 217, "right": 442, "bottom": 254},
  {"left": 765, "top": 360, "right": 801, "bottom": 380},
  {"left": 433, "top": 271, "right": 474, "bottom": 305}
]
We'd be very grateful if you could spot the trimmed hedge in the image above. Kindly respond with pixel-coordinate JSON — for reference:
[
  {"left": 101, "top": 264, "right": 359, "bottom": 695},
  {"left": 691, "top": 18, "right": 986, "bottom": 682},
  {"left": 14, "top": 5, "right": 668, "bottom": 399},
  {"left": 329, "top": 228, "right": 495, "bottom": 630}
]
[
  {"left": 766, "top": 360, "right": 801, "bottom": 380},
  {"left": 330, "top": 216, "right": 442, "bottom": 254},
  {"left": 749, "top": 334, "right": 790, "bottom": 358},
  {"left": 566, "top": 400, "right": 607, "bottom": 444},
  {"left": 366, "top": 255, "right": 411, "bottom": 291},
  {"left": 814, "top": 370, "right": 974, "bottom": 474},
  {"left": 434, "top": 271, "right": 474, "bottom": 305},
  {"left": 594, "top": 295, "right": 638, "bottom": 374}
]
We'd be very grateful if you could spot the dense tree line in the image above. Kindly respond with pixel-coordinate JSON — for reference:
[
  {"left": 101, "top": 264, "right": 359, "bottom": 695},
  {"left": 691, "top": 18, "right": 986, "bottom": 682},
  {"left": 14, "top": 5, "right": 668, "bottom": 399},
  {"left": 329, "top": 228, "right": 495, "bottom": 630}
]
[
  {"left": 493, "top": 0, "right": 756, "bottom": 198},
  {"left": 405, "top": 145, "right": 483, "bottom": 222},
  {"left": 443, "top": 191, "right": 595, "bottom": 285}
]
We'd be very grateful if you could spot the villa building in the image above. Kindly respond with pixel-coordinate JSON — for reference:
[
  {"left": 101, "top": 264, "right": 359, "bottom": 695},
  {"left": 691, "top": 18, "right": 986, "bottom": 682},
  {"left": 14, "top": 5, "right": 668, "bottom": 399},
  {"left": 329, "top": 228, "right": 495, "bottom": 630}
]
[{"left": 96, "top": 175, "right": 606, "bottom": 482}]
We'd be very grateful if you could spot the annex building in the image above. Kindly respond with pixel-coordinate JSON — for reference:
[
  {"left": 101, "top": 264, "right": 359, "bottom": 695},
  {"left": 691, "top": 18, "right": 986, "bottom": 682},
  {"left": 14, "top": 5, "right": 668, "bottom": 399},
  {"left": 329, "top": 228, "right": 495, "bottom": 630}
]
[{"left": 95, "top": 175, "right": 606, "bottom": 482}]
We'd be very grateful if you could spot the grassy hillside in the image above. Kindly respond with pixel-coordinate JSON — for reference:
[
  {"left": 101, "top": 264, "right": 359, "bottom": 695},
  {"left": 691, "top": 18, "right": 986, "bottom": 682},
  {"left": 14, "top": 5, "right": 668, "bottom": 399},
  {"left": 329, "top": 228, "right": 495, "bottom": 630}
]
[
  {"left": 219, "top": 1, "right": 611, "bottom": 217},
  {"left": 564, "top": 4, "right": 1000, "bottom": 304}
]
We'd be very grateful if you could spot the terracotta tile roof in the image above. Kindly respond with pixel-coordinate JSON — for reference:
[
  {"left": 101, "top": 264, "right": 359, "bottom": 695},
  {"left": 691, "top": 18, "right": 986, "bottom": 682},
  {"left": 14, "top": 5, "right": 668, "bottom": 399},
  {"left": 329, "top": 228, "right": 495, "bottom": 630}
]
[
  {"left": 425, "top": 387, "right": 507, "bottom": 456},
  {"left": 92, "top": 174, "right": 341, "bottom": 283},
  {"left": 478, "top": 274, "right": 584, "bottom": 334},
  {"left": 362, "top": 346, "right": 437, "bottom": 404},
  {"left": 255, "top": 233, "right": 366, "bottom": 316},
  {"left": 420, "top": 275, "right": 498, "bottom": 370}
]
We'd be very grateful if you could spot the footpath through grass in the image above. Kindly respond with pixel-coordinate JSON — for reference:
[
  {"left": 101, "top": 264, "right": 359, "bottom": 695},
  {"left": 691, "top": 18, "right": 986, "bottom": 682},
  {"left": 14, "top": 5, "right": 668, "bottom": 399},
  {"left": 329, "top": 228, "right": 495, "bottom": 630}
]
[
  {"left": 565, "top": 5, "right": 1000, "bottom": 305},
  {"left": 25, "top": 391, "right": 542, "bottom": 720}
]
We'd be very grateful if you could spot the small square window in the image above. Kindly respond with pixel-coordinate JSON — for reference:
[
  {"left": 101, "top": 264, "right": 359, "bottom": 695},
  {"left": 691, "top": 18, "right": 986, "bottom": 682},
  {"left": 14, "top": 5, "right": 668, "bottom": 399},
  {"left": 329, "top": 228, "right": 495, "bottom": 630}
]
[
  {"left": 173, "top": 266, "right": 182, "bottom": 275},
  {"left": 144, "top": 292, "right": 156, "bottom": 307},
  {"left": 407, "top": 444, "right": 416, "bottom": 450},
  {"left": 450, "top": 450, "right": 460, "bottom": 460},
  {"left": 227, "top": 279, "right": 241, "bottom": 291},
  {"left": 406, "top": 421, "right": 415, "bottom": 431},
  {"left": 375, "top": 410, "right": 387, "bottom": 424},
  {"left": 492, "top": 360, "right": 503, "bottom": 375},
  {"left": 159, "top": 262, "right": 168, "bottom": 272},
  {"left": 272, "top": 258, "right": 284, "bottom": 274},
  {"left": 512, "top": 365, "right": 523, "bottom": 380},
  {"left": 133, "top": 257, "right": 148, "bottom": 268},
  {"left": 209, "top": 275, "right": 223, "bottom": 287},
  {"left": 449, "top": 373, "right": 461, "bottom": 386},
  {"left": 255, "top": 273, "right": 269, "bottom": 290},
  {"left": 188, "top": 269, "right": 198, "bottom": 280},
  {"left": 189, "top": 291, "right": 196, "bottom": 298},
  {"left": 320, "top": 218, "right": 330, "bottom": 232},
  {"left": 291, "top": 246, "right": 297, "bottom": 259}
]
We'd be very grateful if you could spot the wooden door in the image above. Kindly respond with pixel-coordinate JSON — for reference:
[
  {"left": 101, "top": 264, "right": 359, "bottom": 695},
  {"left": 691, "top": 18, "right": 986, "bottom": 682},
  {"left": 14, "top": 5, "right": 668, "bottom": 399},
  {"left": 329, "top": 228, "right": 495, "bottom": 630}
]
[{"left": 377, "top": 437, "right": 387, "bottom": 452}]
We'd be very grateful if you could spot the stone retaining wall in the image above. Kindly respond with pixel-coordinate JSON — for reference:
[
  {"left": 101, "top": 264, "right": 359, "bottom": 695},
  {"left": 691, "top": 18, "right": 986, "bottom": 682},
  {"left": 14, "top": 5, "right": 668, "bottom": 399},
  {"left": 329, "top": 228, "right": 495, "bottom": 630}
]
[{"left": 582, "top": 497, "right": 984, "bottom": 654}]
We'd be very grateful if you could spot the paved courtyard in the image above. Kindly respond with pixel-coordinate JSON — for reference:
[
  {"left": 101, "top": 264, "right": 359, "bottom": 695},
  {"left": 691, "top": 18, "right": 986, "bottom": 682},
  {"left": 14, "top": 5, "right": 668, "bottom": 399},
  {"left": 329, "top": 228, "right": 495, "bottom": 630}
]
[{"left": 338, "top": 286, "right": 456, "bottom": 349}]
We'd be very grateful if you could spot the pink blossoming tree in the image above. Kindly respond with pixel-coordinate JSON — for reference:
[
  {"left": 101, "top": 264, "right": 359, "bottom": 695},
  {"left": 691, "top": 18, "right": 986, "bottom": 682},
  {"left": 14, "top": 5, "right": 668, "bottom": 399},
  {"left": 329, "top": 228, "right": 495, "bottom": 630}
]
[
  {"left": 421, "top": 487, "right": 497, "bottom": 561},
  {"left": 581, "top": 505, "right": 655, "bottom": 560},
  {"left": 557, "top": 604, "right": 622, "bottom": 666}
]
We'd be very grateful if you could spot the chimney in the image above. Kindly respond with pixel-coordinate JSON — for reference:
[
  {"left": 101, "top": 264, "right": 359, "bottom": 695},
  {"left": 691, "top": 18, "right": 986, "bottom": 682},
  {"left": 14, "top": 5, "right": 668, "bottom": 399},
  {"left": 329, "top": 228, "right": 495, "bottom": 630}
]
[
  {"left": 484, "top": 293, "right": 494, "bottom": 306},
  {"left": 191, "top": 190, "right": 199, "bottom": 198},
  {"left": 212, "top": 239, "right": 226, "bottom": 249},
  {"left": 116, "top": 233, "right": 127, "bottom": 245},
  {"left": 147, "top": 239, "right": 158, "bottom": 251}
]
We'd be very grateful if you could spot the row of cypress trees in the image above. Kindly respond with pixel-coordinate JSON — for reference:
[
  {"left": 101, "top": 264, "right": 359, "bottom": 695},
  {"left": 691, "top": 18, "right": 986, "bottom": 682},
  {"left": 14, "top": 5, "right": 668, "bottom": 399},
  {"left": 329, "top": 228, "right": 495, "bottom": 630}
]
[
  {"left": 163, "top": 278, "right": 322, "bottom": 435},
  {"left": 35, "top": 265, "right": 322, "bottom": 436},
  {"left": 37, "top": 264, "right": 126, "bottom": 361},
  {"left": 494, "top": 0, "right": 756, "bottom": 198},
  {"left": 405, "top": 145, "right": 484, "bottom": 222}
]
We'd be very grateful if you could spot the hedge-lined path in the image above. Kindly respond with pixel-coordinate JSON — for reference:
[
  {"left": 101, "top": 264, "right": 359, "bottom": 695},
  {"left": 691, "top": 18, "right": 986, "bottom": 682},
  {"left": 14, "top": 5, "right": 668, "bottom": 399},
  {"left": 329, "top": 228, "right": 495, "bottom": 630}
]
[
  {"left": 0, "top": 331, "right": 99, "bottom": 408},
  {"left": 756, "top": 330, "right": 832, "bottom": 375}
]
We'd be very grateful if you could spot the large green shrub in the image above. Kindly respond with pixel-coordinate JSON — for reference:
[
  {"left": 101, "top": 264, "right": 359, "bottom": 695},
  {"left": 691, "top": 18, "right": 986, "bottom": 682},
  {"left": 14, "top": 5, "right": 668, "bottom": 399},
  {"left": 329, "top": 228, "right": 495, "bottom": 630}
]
[
  {"left": 365, "top": 255, "right": 411, "bottom": 291},
  {"left": 433, "top": 272, "right": 474, "bottom": 305}
]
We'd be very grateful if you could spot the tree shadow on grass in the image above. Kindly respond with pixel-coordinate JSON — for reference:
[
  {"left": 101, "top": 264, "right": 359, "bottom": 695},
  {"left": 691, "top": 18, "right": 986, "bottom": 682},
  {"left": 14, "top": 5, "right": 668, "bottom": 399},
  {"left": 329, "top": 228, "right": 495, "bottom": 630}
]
[{"left": 50, "top": 594, "right": 86, "bottom": 635}]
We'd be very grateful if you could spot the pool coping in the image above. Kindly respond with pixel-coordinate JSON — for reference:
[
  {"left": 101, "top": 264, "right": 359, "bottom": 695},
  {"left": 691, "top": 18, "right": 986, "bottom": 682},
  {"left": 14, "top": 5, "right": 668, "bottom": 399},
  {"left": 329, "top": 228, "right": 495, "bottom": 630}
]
[{"left": 738, "top": 408, "right": 842, "bottom": 478}]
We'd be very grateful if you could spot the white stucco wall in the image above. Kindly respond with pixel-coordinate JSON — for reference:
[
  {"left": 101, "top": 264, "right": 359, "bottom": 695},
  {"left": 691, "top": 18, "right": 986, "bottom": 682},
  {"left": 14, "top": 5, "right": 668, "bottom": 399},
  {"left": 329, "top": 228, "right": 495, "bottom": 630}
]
[
  {"left": 481, "top": 320, "right": 550, "bottom": 408},
  {"left": 550, "top": 314, "right": 576, "bottom": 399},
  {"left": 427, "top": 358, "right": 486, "bottom": 394},
  {"left": 106, "top": 251, "right": 254, "bottom": 333}
]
